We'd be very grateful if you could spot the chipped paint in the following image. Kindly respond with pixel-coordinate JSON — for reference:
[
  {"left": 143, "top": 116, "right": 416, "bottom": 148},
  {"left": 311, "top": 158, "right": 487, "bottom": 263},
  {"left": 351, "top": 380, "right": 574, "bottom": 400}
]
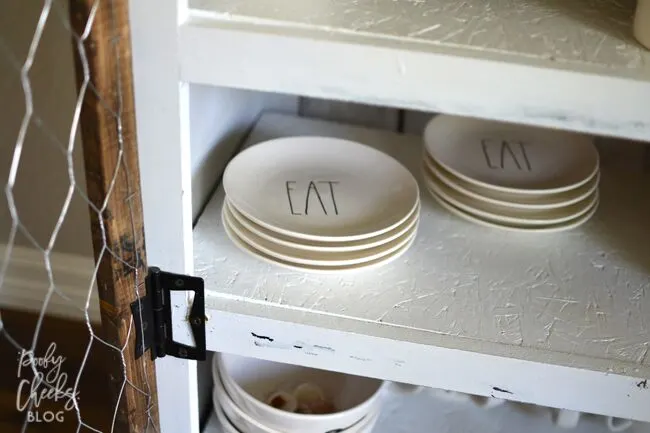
[{"left": 492, "top": 387, "right": 514, "bottom": 395}]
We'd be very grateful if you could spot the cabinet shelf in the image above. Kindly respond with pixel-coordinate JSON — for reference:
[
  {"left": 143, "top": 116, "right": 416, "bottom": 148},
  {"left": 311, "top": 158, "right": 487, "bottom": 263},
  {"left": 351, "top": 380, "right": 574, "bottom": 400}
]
[
  {"left": 203, "top": 385, "right": 650, "bottom": 433},
  {"left": 193, "top": 113, "right": 650, "bottom": 422},
  {"left": 181, "top": 0, "right": 650, "bottom": 141}
]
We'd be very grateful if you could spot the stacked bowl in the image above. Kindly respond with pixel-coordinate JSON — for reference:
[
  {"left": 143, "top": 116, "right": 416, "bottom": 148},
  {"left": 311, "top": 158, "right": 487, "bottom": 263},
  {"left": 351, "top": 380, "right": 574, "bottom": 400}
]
[
  {"left": 422, "top": 115, "right": 600, "bottom": 232},
  {"left": 212, "top": 353, "right": 385, "bottom": 433},
  {"left": 221, "top": 136, "right": 420, "bottom": 272}
]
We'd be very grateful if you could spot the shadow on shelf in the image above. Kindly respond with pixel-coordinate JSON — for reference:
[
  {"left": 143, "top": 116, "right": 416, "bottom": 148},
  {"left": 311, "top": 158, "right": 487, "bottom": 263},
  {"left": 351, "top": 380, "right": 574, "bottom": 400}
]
[{"left": 583, "top": 137, "right": 650, "bottom": 278}]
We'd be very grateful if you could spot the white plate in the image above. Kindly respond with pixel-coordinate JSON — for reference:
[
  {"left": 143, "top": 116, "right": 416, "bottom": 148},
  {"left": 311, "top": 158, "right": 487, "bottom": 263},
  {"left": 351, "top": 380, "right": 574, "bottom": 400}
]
[
  {"left": 223, "top": 136, "right": 419, "bottom": 241},
  {"left": 227, "top": 198, "right": 420, "bottom": 253},
  {"left": 427, "top": 185, "right": 600, "bottom": 233},
  {"left": 423, "top": 153, "right": 600, "bottom": 210},
  {"left": 424, "top": 115, "right": 599, "bottom": 194},
  {"left": 222, "top": 203, "right": 417, "bottom": 273},
  {"left": 224, "top": 202, "right": 418, "bottom": 266},
  {"left": 423, "top": 171, "right": 598, "bottom": 226}
]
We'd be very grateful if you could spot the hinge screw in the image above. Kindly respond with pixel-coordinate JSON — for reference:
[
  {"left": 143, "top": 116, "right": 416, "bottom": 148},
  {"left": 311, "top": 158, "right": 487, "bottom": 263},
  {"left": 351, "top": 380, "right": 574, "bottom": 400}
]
[
  {"left": 175, "top": 279, "right": 184, "bottom": 288},
  {"left": 191, "top": 317, "right": 202, "bottom": 326}
]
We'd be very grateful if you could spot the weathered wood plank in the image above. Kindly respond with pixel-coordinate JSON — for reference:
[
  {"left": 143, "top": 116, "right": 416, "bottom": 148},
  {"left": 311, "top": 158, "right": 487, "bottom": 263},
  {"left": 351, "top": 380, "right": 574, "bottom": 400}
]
[{"left": 69, "top": 1, "right": 159, "bottom": 432}]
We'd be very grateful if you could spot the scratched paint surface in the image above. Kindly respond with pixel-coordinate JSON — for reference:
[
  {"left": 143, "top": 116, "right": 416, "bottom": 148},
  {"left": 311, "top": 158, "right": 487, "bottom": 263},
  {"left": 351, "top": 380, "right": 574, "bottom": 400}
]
[
  {"left": 194, "top": 113, "right": 650, "bottom": 369},
  {"left": 190, "top": 0, "right": 649, "bottom": 78}
]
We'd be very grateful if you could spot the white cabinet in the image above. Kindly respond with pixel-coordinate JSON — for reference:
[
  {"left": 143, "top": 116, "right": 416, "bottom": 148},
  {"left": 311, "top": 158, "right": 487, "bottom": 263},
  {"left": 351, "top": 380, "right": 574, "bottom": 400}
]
[{"left": 128, "top": 1, "right": 650, "bottom": 432}]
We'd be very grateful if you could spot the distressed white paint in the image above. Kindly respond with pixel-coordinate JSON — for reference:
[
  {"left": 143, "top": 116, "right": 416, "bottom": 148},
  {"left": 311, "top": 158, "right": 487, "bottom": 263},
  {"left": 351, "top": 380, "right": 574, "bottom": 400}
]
[
  {"left": 130, "top": 2, "right": 301, "bottom": 428},
  {"left": 203, "top": 379, "right": 650, "bottom": 433},
  {"left": 193, "top": 113, "right": 650, "bottom": 421},
  {"left": 180, "top": 0, "right": 650, "bottom": 142},
  {"left": 129, "top": 1, "right": 200, "bottom": 432},
  {"left": 133, "top": 0, "right": 650, "bottom": 428},
  {"left": 203, "top": 310, "right": 650, "bottom": 423},
  {"left": 0, "top": 245, "right": 99, "bottom": 321}
]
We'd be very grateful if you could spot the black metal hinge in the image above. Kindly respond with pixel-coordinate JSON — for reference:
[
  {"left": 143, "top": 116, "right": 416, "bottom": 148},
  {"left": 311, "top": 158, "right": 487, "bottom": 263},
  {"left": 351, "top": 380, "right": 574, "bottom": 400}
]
[{"left": 131, "top": 267, "right": 206, "bottom": 361}]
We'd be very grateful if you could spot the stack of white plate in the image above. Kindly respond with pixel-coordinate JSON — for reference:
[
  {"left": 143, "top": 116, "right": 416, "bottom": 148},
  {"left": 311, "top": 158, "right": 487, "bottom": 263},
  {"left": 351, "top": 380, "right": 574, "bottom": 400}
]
[
  {"left": 212, "top": 353, "right": 385, "bottom": 433},
  {"left": 422, "top": 115, "right": 600, "bottom": 232},
  {"left": 222, "top": 136, "right": 420, "bottom": 272}
]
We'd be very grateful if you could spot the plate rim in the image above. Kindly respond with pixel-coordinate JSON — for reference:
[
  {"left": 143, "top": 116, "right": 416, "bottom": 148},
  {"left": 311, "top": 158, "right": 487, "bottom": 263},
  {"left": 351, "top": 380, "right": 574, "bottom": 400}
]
[
  {"left": 224, "top": 202, "right": 419, "bottom": 267},
  {"left": 226, "top": 198, "right": 421, "bottom": 253},
  {"left": 422, "top": 152, "right": 600, "bottom": 210},
  {"left": 424, "top": 115, "right": 600, "bottom": 195},
  {"left": 423, "top": 172, "right": 598, "bottom": 226},
  {"left": 426, "top": 184, "right": 600, "bottom": 233},
  {"left": 221, "top": 203, "right": 418, "bottom": 273},
  {"left": 223, "top": 136, "right": 420, "bottom": 241}
]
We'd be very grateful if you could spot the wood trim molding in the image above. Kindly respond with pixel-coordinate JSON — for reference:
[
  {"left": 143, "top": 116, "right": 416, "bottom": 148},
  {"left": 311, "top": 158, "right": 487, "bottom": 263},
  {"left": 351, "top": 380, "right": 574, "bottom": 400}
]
[{"left": 0, "top": 244, "right": 99, "bottom": 322}]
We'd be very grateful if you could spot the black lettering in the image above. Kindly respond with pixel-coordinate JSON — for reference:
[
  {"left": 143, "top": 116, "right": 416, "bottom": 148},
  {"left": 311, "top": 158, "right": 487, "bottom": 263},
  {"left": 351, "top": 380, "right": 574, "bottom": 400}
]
[
  {"left": 285, "top": 181, "right": 301, "bottom": 215},
  {"left": 305, "top": 181, "right": 327, "bottom": 215},
  {"left": 320, "top": 181, "right": 340, "bottom": 215},
  {"left": 481, "top": 139, "right": 498, "bottom": 169},
  {"left": 501, "top": 140, "right": 522, "bottom": 170},
  {"left": 519, "top": 141, "right": 532, "bottom": 171}
]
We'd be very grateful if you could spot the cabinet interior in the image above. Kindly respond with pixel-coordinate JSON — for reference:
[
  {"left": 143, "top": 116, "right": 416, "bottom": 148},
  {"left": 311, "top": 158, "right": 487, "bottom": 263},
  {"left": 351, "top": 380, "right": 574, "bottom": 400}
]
[{"left": 184, "top": 83, "right": 650, "bottom": 430}]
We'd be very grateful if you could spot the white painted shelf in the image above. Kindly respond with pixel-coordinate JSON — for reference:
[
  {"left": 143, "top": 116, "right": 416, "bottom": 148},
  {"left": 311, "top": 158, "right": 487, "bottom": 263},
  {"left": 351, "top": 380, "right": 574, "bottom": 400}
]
[
  {"left": 181, "top": 0, "right": 650, "bottom": 141},
  {"left": 193, "top": 113, "right": 650, "bottom": 422},
  {"left": 203, "top": 386, "right": 650, "bottom": 433}
]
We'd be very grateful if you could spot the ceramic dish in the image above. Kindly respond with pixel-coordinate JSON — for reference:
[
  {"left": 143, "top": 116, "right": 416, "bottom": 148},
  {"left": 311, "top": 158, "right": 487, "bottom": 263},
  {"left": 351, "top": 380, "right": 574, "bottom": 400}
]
[
  {"left": 224, "top": 202, "right": 418, "bottom": 266},
  {"left": 213, "top": 366, "right": 381, "bottom": 433},
  {"left": 223, "top": 136, "right": 419, "bottom": 241},
  {"left": 427, "top": 184, "right": 600, "bottom": 233},
  {"left": 422, "top": 153, "right": 600, "bottom": 210},
  {"left": 227, "top": 197, "right": 420, "bottom": 252},
  {"left": 423, "top": 173, "right": 598, "bottom": 226},
  {"left": 424, "top": 115, "right": 599, "bottom": 194},
  {"left": 215, "top": 403, "right": 241, "bottom": 433},
  {"left": 215, "top": 353, "right": 384, "bottom": 433},
  {"left": 222, "top": 203, "right": 417, "bottom": 273}
]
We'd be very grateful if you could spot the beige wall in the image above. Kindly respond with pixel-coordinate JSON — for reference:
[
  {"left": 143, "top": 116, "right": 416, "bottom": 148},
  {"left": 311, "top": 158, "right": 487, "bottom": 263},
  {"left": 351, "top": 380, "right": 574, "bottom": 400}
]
[{"left": 0, "top": 1, "right": 93, "bottom": 257}]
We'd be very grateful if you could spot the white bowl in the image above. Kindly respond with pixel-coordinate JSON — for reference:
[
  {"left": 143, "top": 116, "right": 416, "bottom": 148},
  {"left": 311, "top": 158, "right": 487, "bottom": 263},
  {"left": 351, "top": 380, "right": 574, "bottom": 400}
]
[
  {"left": 213, "top": 372, "right": 381, "bottom": 433},
  {"left": 215, "top": 353, "right": 384, "bottom": 433},
  {"left": 215, "top": 402, "right": 241, "bottom": 433}
]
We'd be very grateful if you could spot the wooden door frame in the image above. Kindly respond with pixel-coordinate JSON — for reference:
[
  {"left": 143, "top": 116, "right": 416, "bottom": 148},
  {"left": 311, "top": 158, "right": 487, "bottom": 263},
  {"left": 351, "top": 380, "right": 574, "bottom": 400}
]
[{"left": 70, "top": 0, "right": 199, "bottom": 432}]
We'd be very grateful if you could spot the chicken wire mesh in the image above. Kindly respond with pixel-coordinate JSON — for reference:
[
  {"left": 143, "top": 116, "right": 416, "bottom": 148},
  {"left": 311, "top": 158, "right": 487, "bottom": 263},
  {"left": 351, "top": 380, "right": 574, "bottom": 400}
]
[{"left": 0, "top": 1, "right": 157, "bottom": 432}]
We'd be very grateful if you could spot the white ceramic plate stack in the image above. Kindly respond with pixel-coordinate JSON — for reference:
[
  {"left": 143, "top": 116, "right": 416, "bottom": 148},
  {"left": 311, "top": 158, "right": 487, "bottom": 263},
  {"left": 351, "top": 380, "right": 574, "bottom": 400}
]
[
  {"left": 222, "top": 136, "right": 420, "bottom": 272},
  {"left": 212, "top": 353, "right": 385, "bottom": 433},
  {"left": 422, "top": 115, "right": 601, "bottom": 232}
]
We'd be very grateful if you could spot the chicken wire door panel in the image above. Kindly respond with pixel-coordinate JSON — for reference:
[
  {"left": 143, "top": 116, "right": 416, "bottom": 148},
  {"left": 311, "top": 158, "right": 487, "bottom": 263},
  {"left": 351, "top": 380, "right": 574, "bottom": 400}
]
[{"left": 0, "top": 1, "right": 205, "bottom": 432}]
